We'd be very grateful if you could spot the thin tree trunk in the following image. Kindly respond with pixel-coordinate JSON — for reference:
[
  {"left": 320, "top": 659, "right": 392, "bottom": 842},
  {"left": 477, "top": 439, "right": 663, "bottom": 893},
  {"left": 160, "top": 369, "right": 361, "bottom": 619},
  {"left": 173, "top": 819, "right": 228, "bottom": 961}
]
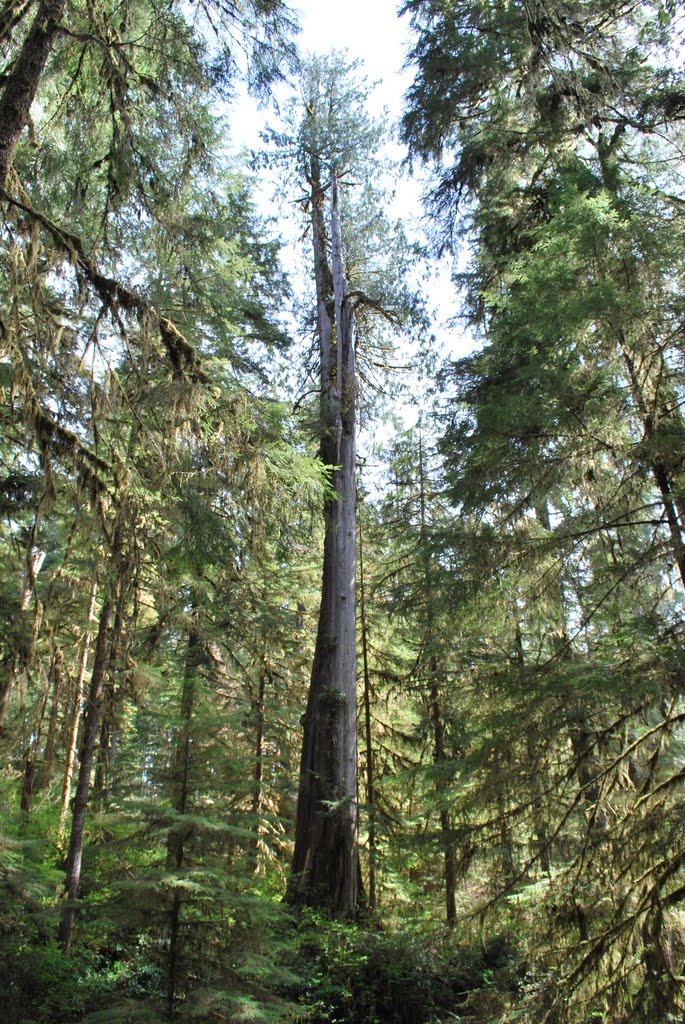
[
  {"left": 58, "top": 594, "right": 113, "bottom": 955},
  {"left": 514, "top": 623, "right": 552, "bottom": 875},
  {"left": 428, "top": 668, "right": 457, "bottom": 927},
  {"left": 0, "top": 0, "right": 66, "bottom": 187},
  {"left": 619, "top": 338, "right": 685, "bottom": 587},
  {"left": 0, "top": 660, "right": 14, "bottom": 730},
  {"left": 417, "top": 433, "right": 457, "bottom": 925},
  {"left": 35, "top": 647, "right": 63, "bottom": 790},
  {"left": 288, "top": 170, "right": 359, "bottom": 914},
  {"left": 497, "top": 782, "right": 516, "bottom": 885},
  {"left": 94, "top": 683, "right": 116, "bottom": 801},
  {"left": 358, "top": 508, "right": 377, "bottom": 911},
  {"left": 20, "top": 659, "right": 50, "bottom": 815},
  {"left": 20, "top": 547, "right": 46, "bottom": 611},
  {"left": 251, "top": 653, "right": 267, "bottom": 872},
  {"left": 20, "top": 750, "right": 37, "bottom": 814},
  {"left": 94, "top": 590, "right": 126, "bottom": 803},
  {"left": 167, "top": 625, "right": 200, "bottom": 1020},
  {"left": 57, "top": 582, "right": 97, "bottom": 850},
  {"left": 1, "top": 547, "right": 45, "bottom": 729},
  {"left": 535, "top": 503, "right": 608, "bottom": 831}
]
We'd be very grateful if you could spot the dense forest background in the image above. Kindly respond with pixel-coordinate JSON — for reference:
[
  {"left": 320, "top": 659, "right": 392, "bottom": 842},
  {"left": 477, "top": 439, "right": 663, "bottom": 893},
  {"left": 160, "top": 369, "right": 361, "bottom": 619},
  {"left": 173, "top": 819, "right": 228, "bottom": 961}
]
[{"left": 3, "top": 1, "right": 685, "bottom": 1022}]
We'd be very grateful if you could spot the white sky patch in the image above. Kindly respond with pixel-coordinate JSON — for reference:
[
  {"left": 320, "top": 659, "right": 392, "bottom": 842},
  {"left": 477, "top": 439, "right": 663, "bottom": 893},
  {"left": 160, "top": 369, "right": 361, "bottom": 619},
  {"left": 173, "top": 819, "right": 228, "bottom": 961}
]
[
  {"left": 294, "top": 0, "right": 413, "bottom": 118},
  {"left": 228, "top": 0, "right": 412, "bottom": 147}
]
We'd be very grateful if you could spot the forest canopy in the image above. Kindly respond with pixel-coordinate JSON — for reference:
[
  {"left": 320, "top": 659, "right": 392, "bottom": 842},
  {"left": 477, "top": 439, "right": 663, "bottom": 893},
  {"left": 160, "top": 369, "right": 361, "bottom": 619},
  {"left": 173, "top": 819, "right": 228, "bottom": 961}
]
[{"left": 2, "top": 2, "right": 685, "bottom": 1024}]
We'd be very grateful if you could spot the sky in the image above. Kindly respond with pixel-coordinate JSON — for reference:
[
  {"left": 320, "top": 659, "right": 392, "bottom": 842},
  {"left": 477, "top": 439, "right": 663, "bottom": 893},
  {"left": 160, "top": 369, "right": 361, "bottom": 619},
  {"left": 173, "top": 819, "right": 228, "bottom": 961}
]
[
  {"left": 230, "top": 0, "right": 414, "bottom": 150},
  {"left": 293, "top": 0, "right": 413, "bottom": 117}
]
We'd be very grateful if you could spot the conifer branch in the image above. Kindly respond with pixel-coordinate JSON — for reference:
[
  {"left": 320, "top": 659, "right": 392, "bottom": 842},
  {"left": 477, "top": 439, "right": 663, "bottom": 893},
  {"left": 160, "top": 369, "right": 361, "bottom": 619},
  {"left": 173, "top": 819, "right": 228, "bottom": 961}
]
[{"left": 1, "top": 187, "right": 209, "bottom": 382}]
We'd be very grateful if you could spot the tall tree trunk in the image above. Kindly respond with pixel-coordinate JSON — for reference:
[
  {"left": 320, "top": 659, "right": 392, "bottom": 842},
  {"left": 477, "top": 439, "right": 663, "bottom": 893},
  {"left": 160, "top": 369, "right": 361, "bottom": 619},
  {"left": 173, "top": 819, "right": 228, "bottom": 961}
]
[
  {"left": 358, "top": 508, "right": 377, "bottom": 911},
  {"left": 20, "top": 658, "right": 50, "bottom": 815},
  {"left": 37, "top": 647, "right": 63, "bottom": 790},
  {"left": 58, "top": 594, "right": 113, "bottom": 955},
  {"left": 0, "top": 659, "right": 14, "bottom": 729},
  {"left": 94, "top": 678, "right": 117, "bottom": 803},
  {"left": 1, "top": 545, "right": 44, "bottom": 729},
  {"left": 0, "top": 0, "right": 66, "bottom": 187},
  {"left": 514, "top": 623, "right": 552, "bottom": 875},
  {"left": 20, "top": 547, "right": 46, "bottom": 611},
  {"left": 167, "top": 625, "right": 200, "bottom": 1020},
  {"left": 417, "top": 432, "right": 457, "bottom": 924},
  {"left": 535, "top": 502, "right": 608, "bottom": 831},
  {"left": 288, "top": 170, "right": 359, "bottom": 914},
  {"left": 58, "top": 514, "right": 124, "bottom": 955},
  {"left": 20, "top": 747, "right": 37, "bottom": 814},
  {"left": 428, "top": 667, "right": 457, "bottom": 927},
  {"left": 57, "top": 582, "right": 97, "bottom": 850},
  {"left": 94, "top": 587, "right": 126, "bottom": 803},
  {"left": 251, "top": 652, "right": 267, "bottom": 872},
  {"left": 619, "top": 335, "right": 685, "bottom": 586}
]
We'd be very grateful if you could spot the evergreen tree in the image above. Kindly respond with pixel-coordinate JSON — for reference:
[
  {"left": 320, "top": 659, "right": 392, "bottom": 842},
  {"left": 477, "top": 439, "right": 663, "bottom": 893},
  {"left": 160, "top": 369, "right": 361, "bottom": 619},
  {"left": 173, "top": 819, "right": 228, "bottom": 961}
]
[
  {"left": 264, "top": 52, "right": 421, "bottom": 913},
  {"left": 403, "top": 1, "right": 685, "bottom": 1018}
]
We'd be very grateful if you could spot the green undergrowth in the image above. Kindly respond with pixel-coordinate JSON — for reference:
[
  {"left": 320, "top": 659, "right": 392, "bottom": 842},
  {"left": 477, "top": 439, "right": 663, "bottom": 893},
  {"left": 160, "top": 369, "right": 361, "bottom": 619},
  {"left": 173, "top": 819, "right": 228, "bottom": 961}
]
[
  {"left": 280, "top": 911, "right": 520, "bottom": 1024},
  {"left": 0, "top": 884, "right": 522, "bottom": 1024}
]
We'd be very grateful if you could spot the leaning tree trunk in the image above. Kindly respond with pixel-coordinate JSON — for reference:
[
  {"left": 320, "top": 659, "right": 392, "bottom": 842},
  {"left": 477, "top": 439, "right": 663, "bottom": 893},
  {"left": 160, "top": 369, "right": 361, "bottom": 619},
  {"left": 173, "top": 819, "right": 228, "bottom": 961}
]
[
  {"left": 57, "top": 594, "right": 113, "bottom": 955},
  {"left": 288, "top": 169, "right": 359, "bottom": 914},
  {"left": 58, "top": 520, "right": 124, "bottom": 955},
  {"left": 0, "top": 0, "right": 66, "bottom": 188}
]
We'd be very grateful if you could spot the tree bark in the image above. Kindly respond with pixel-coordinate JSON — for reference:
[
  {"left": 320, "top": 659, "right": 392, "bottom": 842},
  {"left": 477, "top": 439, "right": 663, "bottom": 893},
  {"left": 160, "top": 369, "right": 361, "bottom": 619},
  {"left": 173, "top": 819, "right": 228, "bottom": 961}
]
[
  {"left": 0, "top": 0, "right": 66, "bottom": 187},
  {"left": 36, "top": 647, "right": 63, "bottom": 790},
  {"left": 288, "top": 170, "right": 359, "bottom": 914},
  {"left": 58, "top": 594, "right": 113, "bottom": 955},
  {"left": 167, "top": 625, "right": 201, "bottom": 1020},
  {"left": 57, "top": 582, "right": 97, "bottom": 850},
  {"left": 94, "top": 579, "right": 128, "bottom": 803},
  {"left": 514, "top": 623, "right": 552, "bottom": 875},
  {"left": 20, "top": 548, "right": 46, "bottom": 611},
  {"left": 19, "top": 657, "right": 50, "bottom": 815},
  {"left": 251, "top": 653, "right": 267, "bottom": 872},
  {"left": 1, "top": 547, "right": 45, "bottom": 729},
  {"left": 534, "top": 503, "right": 609, "bottom": 831},
  {"left": 358, "top": 507, "right": 377, "bottom": 911},
  {"left": 417, "top": 433, "right": 457, "bottom": 925},
  {"left": 428, "top": 668, "right": 457, "bottom": 927},
  {"left": 618, "top": 339, "right": 685, "bottom": 583}
]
